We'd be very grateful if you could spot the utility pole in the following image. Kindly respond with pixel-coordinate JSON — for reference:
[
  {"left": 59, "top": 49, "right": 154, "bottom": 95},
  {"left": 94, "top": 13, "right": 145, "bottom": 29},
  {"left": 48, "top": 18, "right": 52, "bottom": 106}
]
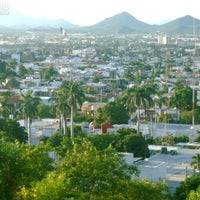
[{"left": 191, "top": 17, "right": 196, "bottom": 143}]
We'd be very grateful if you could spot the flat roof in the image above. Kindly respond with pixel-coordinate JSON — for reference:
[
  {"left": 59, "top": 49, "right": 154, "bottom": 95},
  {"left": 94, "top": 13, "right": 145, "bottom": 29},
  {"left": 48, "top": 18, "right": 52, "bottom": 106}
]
[
  {"left": 175, "top": 142, "right": 200, "bottom": 148},
  {"left": 148, "top": 145, "right": 178, "bottom": 151}
]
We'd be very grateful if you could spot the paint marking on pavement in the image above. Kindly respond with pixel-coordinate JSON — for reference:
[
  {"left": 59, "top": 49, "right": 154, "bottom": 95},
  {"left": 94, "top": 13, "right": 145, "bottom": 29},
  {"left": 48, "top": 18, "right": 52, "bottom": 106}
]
[{"left": 144, "top": 161, "right": 165, "bottom": 168}]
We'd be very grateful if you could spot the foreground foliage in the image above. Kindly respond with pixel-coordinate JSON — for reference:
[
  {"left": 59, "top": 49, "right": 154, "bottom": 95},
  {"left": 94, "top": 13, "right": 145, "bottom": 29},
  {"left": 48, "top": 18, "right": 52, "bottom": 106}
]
[
  {"left": 0, "top": 119, "right": 27, "bottom": 143},
  {"left": 0, "top": 135, "right": 172, "bottom": 200},
  {"left": 0, "top": 141, "right": 53, "bottom": 200},
  {"left": 174, "top": 176, "right": 200, "bottom": 200},
  {"left": 188, "top": 185, "right": 200, "bottom": 200},
  {"left": 14, "top": 138, "right": 170, "bottom": 200}
]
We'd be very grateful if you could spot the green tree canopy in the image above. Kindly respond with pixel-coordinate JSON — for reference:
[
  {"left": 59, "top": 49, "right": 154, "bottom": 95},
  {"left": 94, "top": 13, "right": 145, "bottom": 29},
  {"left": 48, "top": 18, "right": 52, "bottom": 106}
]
[
  {"left": 94, "top": 101, "right": 129, "bottom": 126},
  {"left": 188, "top": 185, "right": 200, "bottom": 200},
  {"left": 0, "top": 141, "right": 53, "bottom": 199},
  {"left": 37, "top": 104, "right": 56, "bottom": 119},
  {"left": 39, "top": 67, "right": 58, "bottom": 80},
  {"left": 191, "top": 153, "right": 200, "bottom": 173},
  {"left": 88, "top": 132, "right": 120, "bottom": 151},
  {"left": 0, "top": 60, "right": 6, "bottom": 73},
  {"left": 0, "top": 93, "right": 14, "bottom": 119},
  {"left": 174, "top": 176, "right": 200, "bottom": 200},
  {"left": 6, "top": 77, "right": 20, "bottom": 89},
  {"left": 18, "top": 63, "right": 28, "bottom": 78},
  {"left": 89, "top": 128, "right": 148, "bottom": 158},
  {"left": 119, "top": 83, "right": 155, "bottom": 134},
  {"left": 15, "top": 138, "right": 170, "bottom": 200},
  {"left": 0, "top": 119, "right": 27, "bottom": 143},
  {"left": 169, "top": 80, "right": 194, "bottom": 111},
  {"left": 117, "top": 133, "right": 148, "bottom": 158}
]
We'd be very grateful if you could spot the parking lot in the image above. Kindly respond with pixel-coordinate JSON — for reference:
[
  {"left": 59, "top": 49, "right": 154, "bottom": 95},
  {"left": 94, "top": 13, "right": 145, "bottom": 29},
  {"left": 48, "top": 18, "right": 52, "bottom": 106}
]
[{"left": 137, "top": 148, "right": 200, "bottom": 193}]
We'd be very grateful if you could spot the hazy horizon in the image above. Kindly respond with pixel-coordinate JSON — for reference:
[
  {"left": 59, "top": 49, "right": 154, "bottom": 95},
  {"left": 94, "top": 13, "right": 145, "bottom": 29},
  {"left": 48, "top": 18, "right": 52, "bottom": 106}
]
[{"left": 3, "top": 0, "right": 200, "bottom": 26}]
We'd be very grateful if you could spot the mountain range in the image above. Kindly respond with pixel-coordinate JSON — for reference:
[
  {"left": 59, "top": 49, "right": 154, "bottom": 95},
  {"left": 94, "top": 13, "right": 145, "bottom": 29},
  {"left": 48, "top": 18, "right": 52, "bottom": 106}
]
[{"left": 0, "top": 9, "right": 199, "bottom": 35}]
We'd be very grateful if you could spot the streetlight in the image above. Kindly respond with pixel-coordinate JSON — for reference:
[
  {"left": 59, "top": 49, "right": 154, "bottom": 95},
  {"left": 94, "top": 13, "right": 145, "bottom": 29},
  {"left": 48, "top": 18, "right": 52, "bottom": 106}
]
[
  {"left": 164, "top": 111, "right": 167, "bottom": 136},
  {"left": 174, "top": 107, "right": 178, "bottom": 123},
  {"left": 190, "top": 126, "right": 194, "bottom": 143},
  {"left": 99, "top": 81, "right": 103, "bottom": 102}
]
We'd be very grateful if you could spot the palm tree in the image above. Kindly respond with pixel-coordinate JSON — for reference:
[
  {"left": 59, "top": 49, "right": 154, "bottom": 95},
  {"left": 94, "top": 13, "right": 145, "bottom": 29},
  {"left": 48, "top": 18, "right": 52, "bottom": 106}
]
[
  {"left": 0, "top": 94, "right": 14, "bottom": 119},
  {"left": 50, "top": 85, "right": 70, "bottom": 135},
  {"left": 121, "top": 83, "right": 155, "bottom": 134},
  {"left": 8, "top": 58, "right": 17, "bottom": 71},
  {"left": 20, "top": 90, "right": 40, "bottom": 145},
  {"left": 191, "top": 153, "right": 200, "bottom": 173},
  {"left": 66, "top": 81, "right": 85, "bottom": 138},
  {"left": 154, "top": 89, "right": 169, "bottom": 109}
]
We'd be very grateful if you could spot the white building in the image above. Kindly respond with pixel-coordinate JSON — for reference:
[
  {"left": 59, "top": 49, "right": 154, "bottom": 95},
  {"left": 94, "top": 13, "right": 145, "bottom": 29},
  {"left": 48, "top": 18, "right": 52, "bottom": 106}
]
[
  {"left": 158, "top": 35, "right": 170, "bottom": 45},
  {"left": 11, "top": 53, "right": 20, "bottom": 62}
]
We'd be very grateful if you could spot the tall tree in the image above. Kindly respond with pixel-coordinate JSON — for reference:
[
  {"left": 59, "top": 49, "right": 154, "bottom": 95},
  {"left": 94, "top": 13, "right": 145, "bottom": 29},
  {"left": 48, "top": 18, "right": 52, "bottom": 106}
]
[
  {"left": 154, "top": 89, "right": 169, "bottom": 109},
  {"left": 65, "top": 81, "right": 85, "bottom": 138},
  {"left": 50, "top": 85, "right": 70, "bottom": 135},
  {"left": 120, "top": 83, "right": 155, "bottom": 134},
  {"left": 20, "top": 90, "right": 41, "bottom": 145}
]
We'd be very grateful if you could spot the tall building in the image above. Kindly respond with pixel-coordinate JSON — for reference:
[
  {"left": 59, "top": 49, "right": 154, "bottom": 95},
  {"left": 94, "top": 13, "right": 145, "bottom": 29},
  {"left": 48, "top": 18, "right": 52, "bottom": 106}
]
[{"left": 158, "top": 35, "right": 170, "bottom": 44}]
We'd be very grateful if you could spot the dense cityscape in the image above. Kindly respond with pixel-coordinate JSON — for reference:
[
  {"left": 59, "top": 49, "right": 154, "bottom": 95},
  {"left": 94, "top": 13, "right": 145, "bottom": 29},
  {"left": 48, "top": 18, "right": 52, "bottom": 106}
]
[{"left": 1, "top": 13, "right": 200, "bottom": 199}]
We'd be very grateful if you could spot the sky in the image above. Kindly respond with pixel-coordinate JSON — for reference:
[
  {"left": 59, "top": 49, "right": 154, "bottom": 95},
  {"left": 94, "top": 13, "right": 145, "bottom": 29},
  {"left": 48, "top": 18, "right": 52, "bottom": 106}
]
[{"left": 7, "top": 0, "right": 200, "bottom": 26}]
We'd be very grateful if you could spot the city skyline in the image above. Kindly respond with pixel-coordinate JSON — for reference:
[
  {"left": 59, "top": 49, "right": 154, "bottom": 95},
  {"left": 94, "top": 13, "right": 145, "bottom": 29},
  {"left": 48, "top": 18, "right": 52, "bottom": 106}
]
[{"left": 7, "top": 0, "right": 200, "bottom": 26}]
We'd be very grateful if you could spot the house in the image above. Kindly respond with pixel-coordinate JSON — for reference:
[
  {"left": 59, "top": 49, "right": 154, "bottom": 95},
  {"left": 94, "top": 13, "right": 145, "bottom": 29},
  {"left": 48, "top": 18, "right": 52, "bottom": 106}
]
[{"left": 81, "top": 101, "right": 106, "bottom": 116}]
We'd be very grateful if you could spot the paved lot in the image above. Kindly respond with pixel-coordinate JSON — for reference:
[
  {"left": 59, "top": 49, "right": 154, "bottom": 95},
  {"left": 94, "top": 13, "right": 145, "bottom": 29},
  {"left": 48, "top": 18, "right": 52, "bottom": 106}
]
[
  {"left": 18, "top": 119, "right": 59, "bottom": 145},
  {"left": 137, "top": 148, "right": 200, "bottom": 193}
]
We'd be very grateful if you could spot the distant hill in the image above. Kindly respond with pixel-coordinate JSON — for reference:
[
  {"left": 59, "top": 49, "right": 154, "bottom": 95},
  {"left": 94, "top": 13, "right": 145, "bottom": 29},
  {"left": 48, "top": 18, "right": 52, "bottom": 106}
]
[
  {"left": 0, "top": 8, "right": 79, "bottom": 30},
  {"left": 153, "top": 15, "right": 200, "bottom": 34},
  {"left": 0, "top": 9, "right": 200, "bottom": 35},
  {"left": 83, "top": 12, "right": 151, "bottom": 34},
  {"left": 83, "top": 13, "right": 200, "bottom": 35},
  {"left": 84, "top": 13, "right": 200, "bottom": 35}
]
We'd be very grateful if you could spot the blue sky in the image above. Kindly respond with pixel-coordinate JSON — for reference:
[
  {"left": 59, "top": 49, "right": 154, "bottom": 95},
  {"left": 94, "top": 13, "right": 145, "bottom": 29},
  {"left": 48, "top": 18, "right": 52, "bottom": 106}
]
[{"left": 9, "top": 0, "right": 200, "bottom": 26}]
